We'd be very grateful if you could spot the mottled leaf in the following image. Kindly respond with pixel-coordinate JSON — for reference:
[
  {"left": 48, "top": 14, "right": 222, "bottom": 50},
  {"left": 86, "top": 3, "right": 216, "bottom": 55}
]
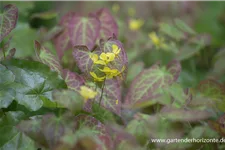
[
  {"left": 35, "top": 41, "right": 62, "bottom": 75},
  {"left": 75, "top": 114, "right": 113, "bottom": 149},
  {"left": 0, "top": 4, "right": 18, "bottom": 42},
  {"left": 68, "top": 15, "right": 100, "bottom": 50},
  {"left": 2, "top": 59, "right": 67, "bottom": 111},
  {"left": 197, "top": 79, "right": 225, "bottom": 111},
  {"left": 63, "top": 69, "right": 85, "bottom": 91},
  {"left": 41, "top": 26, "right": 64, "bottom": 42},
  {"left": 95, "top": 8, "right": 118, "bottom": 39},
  {"left": 95, "top": 79, "right": 122, "bottom": 116},
  {"left": 125, "top": 60, "right": 181, "bottom": 108},
  {"left": 160, "top": 106, "right": 212, "bottom": 122},
  {"left": 53, "top": 12, "right": 77, "bottom": 60},
  {"left": 72, "top": 45, "right": 94, "bottom": 75}
]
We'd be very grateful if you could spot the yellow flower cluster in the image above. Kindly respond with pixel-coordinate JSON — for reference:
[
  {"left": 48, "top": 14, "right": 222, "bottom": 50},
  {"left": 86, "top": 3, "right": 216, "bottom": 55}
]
[
  {"left": 129, "top": 19, "right": 144, "bottom": 31},
  {"left": 89, "top": 44, "right": 125, "bottom": 82},
  {"left": 79, "top": 86, "right": 97, "bottom": 101},
  {"left": 148, "top": 32, "right": 168, "bottom": 49}
]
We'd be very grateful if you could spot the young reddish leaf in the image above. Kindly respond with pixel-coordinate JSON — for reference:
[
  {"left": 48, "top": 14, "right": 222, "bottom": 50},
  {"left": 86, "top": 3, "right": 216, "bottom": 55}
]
[
  {"left": 63, "top": 69, "right": 85, "bottom": 91},
  {"left": 0, "top": 4, "right": 18, "bottom": 42},
  {"left": 68, "top": 15, "right": 100, "bottom": 50},
  {"left": 160, "top": 106, "right": 212, "bottom": 122},
  {"left": 53, "top": 12, "right": 77, "bottom": 60},
  {"left": 125, "top": 60, "right": 181, "bottom": 108},
  {"left": 35, "top": 41, "right": 62, "bottom": 76},
  {"left": 95, "top": 79, "right": 122, "bottom": 116},
  {"left": 72, "top": 45, "right": 94, "bottom": 75},
  {"left": 95, "top": 8, "right": 118, "bottom": 40}
]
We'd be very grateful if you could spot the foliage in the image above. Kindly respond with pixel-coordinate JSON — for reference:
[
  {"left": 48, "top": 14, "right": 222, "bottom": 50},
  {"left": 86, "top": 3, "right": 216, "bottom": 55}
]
[{"left": 1, "top": 2, "right": 225, "bottom": 150}]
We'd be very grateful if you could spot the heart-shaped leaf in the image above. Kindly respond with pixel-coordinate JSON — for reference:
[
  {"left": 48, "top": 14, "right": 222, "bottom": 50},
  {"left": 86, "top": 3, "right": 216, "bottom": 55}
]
[
  {"left": 35, "top": 41, "right": 62, "bottom": 76},
  {"left": 2, "top": 59, "right": 67, "bottom": 111},
  {"left": 0, "top": 4, "right": 18, "bottom": 42},
  {"left": 125, "top": 60, "right": 181, "bottom": 108},
  {"left": 95, "top": 79, "right": 122, "bottom": 116},
  {"left": 53, "top": 12, "right": 77, "bottom": 60},
  {"left": 72, "top": 45, "right": 94, "bottom": 75},
  {"left": 68, "top": 15, "right": 100, "bottom": 50},
  {"left": 74, "top": 114, "right": 113, "bottom": 149},
  {"left": 95, "top": 8, "right": 118, "bottom": 40},
  {"left": 63, "top": 69, "right": 85, "bottom": 92}
]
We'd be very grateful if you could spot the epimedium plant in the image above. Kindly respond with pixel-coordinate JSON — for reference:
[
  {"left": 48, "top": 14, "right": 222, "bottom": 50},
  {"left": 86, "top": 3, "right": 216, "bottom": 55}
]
[{"left": 1, "top": 3, "right": 225, "bottom": 150}]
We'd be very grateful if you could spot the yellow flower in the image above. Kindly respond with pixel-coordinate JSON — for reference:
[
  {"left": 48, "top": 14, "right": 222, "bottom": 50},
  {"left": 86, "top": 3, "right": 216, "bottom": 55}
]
[
  {"left": 79, "top": 86, "right": 97, "bottom": 101},
  {"left": 116, "top": 99, "right": 119, "bottom": 105},
  {"left": 129, "top": 19, "right": 144, "bottom": 31},
  {"left": 90, "top": 53, "right": 106, "bottom": 65},
  {"left": 90, "top": 72, "right": 105, "bottom": 82},
  {"left": 99, "top": 66, "right": 125, "bottom": 79},
  {"left": 148, "top": 32, "right": 168, "bottom": 49},
  {"left": 112, "top": 44, "right": 121, "bottom": 56},
  {"left": 112, "top": 3, "right": 120, "bottom": 13},
  {"left": 99, "top": 52, "right": 115, "bottom": 64}
]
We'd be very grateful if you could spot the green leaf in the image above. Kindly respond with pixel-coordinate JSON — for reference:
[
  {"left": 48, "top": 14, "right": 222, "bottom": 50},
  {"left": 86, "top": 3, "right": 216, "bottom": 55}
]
[
  {"left": 0, "top": 126, "right": 36, "bottom": 150},
  {"left": 30, "top": 11, "right": 58, "bottom": 20},
  {"left": 177, "top": 40, "right": 204, "bottom": 61},
  {"left": 2, "top": 59, "right": 67, "bottom": 111},
  {"left": 0, "top": 64, "right": 15, "bottom": 86},
  {"left": 160, "top": 106, "right": 212, "bottom": 122},
  {"left": 126, "top": 62, "right": 144, "bottom": 84},
  {"left": 174, "top": 18, "right": 196, "bottom": 35},
  {"left": 0, "top": 64, "right": 16, "bottom": 108},
  {"left": 9, "top": 23, "right": 38, "bottom": 58},
  {"left": 0, "top": 89, "right": 16, "bottom": 109},
  {"left": 53, "top": 90, "right": 84, "bottom": 113},
  {"left": 0, "top": 111, "right": 36, "bottom": 150},
  {"left": 159, "top": 23, "right": 185, "bottom": 40}
]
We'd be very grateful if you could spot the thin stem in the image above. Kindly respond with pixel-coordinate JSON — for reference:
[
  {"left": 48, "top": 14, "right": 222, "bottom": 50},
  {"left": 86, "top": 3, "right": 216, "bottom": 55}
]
[{"left": 99, "top": 79, "right": 106, "bottom": 106}]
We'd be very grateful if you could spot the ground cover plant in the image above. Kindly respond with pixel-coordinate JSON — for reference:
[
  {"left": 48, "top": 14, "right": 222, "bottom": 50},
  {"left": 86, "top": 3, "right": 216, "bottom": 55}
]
[{"left": 1, "top": 1, "right": 225, "bottom": 150}]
